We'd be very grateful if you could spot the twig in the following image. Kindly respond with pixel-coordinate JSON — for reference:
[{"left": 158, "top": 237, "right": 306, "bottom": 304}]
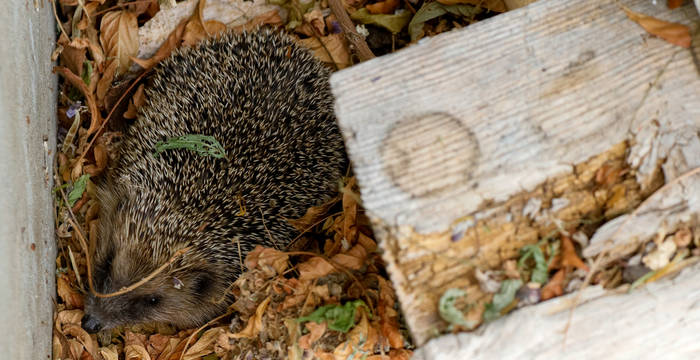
[{"left": 328, "top": 0, "right": 375, "bottom": 62}]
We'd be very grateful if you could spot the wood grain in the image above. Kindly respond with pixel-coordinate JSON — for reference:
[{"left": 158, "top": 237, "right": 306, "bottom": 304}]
[{"left": 331, "top": 0, "right": 700, "bottom": 345}]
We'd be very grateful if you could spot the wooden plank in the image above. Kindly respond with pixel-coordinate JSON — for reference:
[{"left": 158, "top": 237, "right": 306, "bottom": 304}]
[
  {"left": 413, "top": 260, "right": 700, "bottom": 359},
  {"left": 331, "top": 0, "right": 700, "bottom": 344}
]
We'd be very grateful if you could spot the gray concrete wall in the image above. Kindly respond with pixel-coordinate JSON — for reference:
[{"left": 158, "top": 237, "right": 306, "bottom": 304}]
[{"left": 0, "top": 0, "right": 57, "bottom": 358}]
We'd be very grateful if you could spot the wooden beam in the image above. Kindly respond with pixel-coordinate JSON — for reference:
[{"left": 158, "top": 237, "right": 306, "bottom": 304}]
[{"left": 331, "top": 0, "right": 700, "bottom": 345}]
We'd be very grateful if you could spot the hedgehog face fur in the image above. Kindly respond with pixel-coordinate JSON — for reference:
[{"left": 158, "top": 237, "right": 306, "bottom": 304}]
[{"left": 82, "top": 29, "right": 346, "bottom": 333}]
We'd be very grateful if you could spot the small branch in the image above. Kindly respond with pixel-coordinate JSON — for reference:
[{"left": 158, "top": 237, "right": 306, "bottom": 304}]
[{"left": 328, "top": 0, "right": 375, "bottom": 62}]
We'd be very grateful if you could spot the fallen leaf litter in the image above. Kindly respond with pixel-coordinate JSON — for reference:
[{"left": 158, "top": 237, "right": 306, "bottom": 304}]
[{"left": 50, "top": 0, "right": 695, "bottom": 358}]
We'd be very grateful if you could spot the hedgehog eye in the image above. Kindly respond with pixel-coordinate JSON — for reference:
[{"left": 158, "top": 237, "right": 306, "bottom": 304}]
[{"left": 143, "top": 295, "right": 161, "bottom": 307}]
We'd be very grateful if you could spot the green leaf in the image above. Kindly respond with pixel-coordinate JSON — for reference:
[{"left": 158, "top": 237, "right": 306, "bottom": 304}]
[
  {"left": 153, "top": 134, "right": 226, "bottom": 159},
  {"left": 483, "top": 279, "right": 522, "bottom": 322},
  {"left": 519, "top": 244, "right": 548, "bottom": 284},
  {"left": 438, "top": 288, "right": 478, "bottom": 329},
  {"left": 298, "top": 300, "right": 369, "bottom": 333},
  {"left": 67, "top": 174, "right": 90, "bottom": 207},
  {"left": 408, "top": 2, "right": 483, "bottom": 41},
  {"left": 350, "top": 8, "right": 413, "bottom": 34}
]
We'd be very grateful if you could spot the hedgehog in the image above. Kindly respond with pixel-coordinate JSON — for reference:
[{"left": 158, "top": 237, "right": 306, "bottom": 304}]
[{"left": 80, "top": 29, "right": 347, "bottom": 333}]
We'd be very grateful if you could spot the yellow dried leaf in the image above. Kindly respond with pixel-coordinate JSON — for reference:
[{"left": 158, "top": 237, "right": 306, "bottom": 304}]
[
  {"left": 623, "top": 7, "right": 690, "bottom": 48},
  {"left": 100, "top": 10, "right": 139, "bottom": 74},
  {"left": 230, "top": 297, "right": 271, "bottom": 339},
  {"left": 125, "top": 344, "right": 152, "bottom": 360},
  {"left": 183, "top": 327, "right": 226, "bottom": 360},
  {"left": 100, "top": 345, "right": 120, "bottom": 360}
]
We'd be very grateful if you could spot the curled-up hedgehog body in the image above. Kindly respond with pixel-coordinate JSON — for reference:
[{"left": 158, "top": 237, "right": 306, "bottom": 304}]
[{"left": 81, "top": 29, "right": 346, "bottom": 333}]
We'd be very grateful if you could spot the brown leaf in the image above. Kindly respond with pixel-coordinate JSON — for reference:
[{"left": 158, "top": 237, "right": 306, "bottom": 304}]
[
  {"left": 60, "top": 43, "right": 87, "bottom": 78},
  {"left": 57, "top": 274, "right": 84, "bottom": 309},
  {"left": 298, "top": 34, "right": 353, "bottom": 69},
  {"left": 54, "top": 66, "right": 102, "bottom": 135},
  {"left": 132, "top": 20, "right": 187, "bottom": 70},
  {"left": 55, "top": 309, "right": 84, "bottom": 330},
  {"left": 299, "top": 321, "right": 327, "bottom": 350},
  {"left": 183, "top": 327, "right": 225, "bottom": 360},
  {"left": 333, "top": 309, "right": 377, "bottom": 358},
  {"left": 100, "top": 345, "right": 119, "bottom": 360},
  {"left": 367, "top": 0, "right": 400, "bottom": 14},
  {"left": 182, "top": 20, "right": 227, "bottom": 47},
  {"left": 342, "top": 178, "right": 358, "bottom": 244},
  {"left": 561, "top": 236, "right": 589, "bottom": 272},
  {"left": 96, "top": 60, "right": 118, "bottom": 104},
  {"left": 100, "top": 10, "right": 140, "bottom": 74},
  {"left": 298, "top": 256, "right": 334, "bottom": 281},
  {"left": 541, "top": 268, "right": 566, "bottom": 300},
  {"left": 623, "top": 7, "right": 690, "bottom": 48},
  {"left": 230, "top": 297, "right": 271, "bottom": 339},
  {"left": 244, "top": 246, "right": 290, "bottom": 274},
  {"left": 63, "top": 324, "right": 100, "bottom": 360}
]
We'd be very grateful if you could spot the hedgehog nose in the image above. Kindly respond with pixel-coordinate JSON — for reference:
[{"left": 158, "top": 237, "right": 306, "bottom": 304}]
[{"left": 81, "top": 314, "right": 103, "bottom": 333}]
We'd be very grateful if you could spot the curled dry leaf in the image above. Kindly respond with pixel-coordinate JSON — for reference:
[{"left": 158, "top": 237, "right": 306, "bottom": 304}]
[
  {"left": 230, "top": 297, "right": 271, "bottom": 339},
  {"left": 332, "top": 309, "right": 377, "bottom": 359},
  {"left": 182, "top": 19, "right": 227, "bottom": 46},
  {"left": 56, "top": 309, "right": 84, "bottom": 330},
  {"left": 100, "top": 10, "right": 140, "bottom": 74},
  {"left": 183, "top": 327, "right": 226, "bottom": 360},
  {"left": 100, "top": 345, "right": 120, "bottom": 360},
  {"left": 623, "top": 7, "right": 690, "bottom": 48},
  {"left": 125, "top": 344, "right": 152, "bottom": 360},
  {"left": 54, "top": 66, "right": 102, "bottom": 135},
  {"left": 63, "top": 324, "right": 100, "bottom": 360}
]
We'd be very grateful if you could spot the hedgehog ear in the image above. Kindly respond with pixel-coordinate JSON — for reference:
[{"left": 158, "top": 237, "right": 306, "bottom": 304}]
[{"left": 191, "top": 271, "right": 214, "bottom": 296}]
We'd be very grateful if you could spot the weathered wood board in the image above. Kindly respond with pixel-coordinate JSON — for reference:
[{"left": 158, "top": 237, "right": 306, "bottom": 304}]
[{"left": 331, "top": 0, "right": 700, "bottom": 345}]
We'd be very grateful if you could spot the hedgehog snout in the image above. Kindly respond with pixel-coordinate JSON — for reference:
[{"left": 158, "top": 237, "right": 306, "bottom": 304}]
[{"left": 81, "top": 313, "right": 103, "bottom": 333}]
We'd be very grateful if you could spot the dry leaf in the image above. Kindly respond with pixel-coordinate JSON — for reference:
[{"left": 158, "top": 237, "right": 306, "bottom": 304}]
[
  {"left": 96, "top": 60, "right": 118, "bottom": 104},
  {"left": 56, "top": 309, "right": 85, "bottom": 330},
  {"left": 100, "top": 345, "right": 120, "bottom": 360},
  {"left": 182, "top": 19, "right": 227, "bottom": 46},
  {"left": 303, "top": 9, "right": 327, "bottom": 35},
  {"left": 125, "top": 344, "right": 152, "bottom": 360},
  {"left": 100, "top": 10, "right": 140, "bottom": 74},
  {"left": 244, "top": 246, "right": 290, "bottom": 274},
  {"left": 299, "top": 321, "right": 327, "bottom": 349},
  {"left": 57, "top": 274, "right": 84, "bottom": 309},
  {"left": 541, "top": 268, "right": 565, "bottom": 300},
  {"left": 63, "top": 324, "right": 100, "bottom": 360},
  {"left": 132, "top": 20, "right": 187, "bottom": 70},
  {"left": 298, "top": 34, "right": 352, "bottom": 69},
  {"left": 367, "top": 0, "right": 400, "bottom": 14},
  {"left": 561, "top": 236, "right": 589, "bottom": 272},
  {"left": 230, "top": 297, "right": 271, "bottom": 338},
  {"left": 436, "top": 0, "right": 505, "bottom": 11},
  {"left": 298, "top": 256, "right": 334, "bottom": 281},
  {"left": 623, "top": 7, "right": 690, "bottom": 48},
  {"left": 183, "top": 327, "right": 226, "bottom": 360},
  {"left": 333, "top": 309, "right": 377, "bottom": 358}
]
